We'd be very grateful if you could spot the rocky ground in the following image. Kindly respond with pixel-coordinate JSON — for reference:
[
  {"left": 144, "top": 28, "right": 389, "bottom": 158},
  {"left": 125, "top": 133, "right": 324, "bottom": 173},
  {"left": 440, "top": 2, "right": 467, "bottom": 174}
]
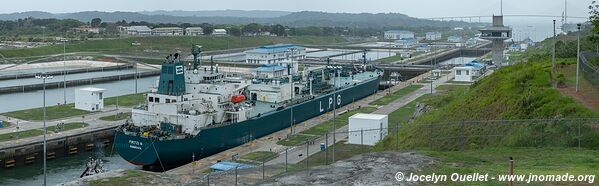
[{"left": 259, "top": 152, "right": 435, "bottom": 186}]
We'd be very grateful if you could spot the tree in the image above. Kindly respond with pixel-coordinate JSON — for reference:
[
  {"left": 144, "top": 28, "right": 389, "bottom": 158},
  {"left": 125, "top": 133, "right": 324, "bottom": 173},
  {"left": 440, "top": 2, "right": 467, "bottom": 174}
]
[
  {"left": 200, "top": 23, "right": 214, "bottom": 35},
  {"left": 243, "top": 23, "right": 262, "bottom": 34},
  {"left": 91, "top": 18, "right": 102, "bottom": 28}
]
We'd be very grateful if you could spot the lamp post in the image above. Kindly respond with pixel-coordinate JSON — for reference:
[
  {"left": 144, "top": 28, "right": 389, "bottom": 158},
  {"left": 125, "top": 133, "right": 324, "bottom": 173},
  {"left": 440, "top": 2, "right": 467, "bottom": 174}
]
[
  {"left": 288, "top": 48, "right": 297, "bottom": 135},
  {"left": 552, "top": 20, "right": 556, "bottom": 71},
  {"left": 576, "top": 24, "right": 581, "bottom": 92},
  {"left": 332, "top": 66, "right": 337, "bottom": 162},
  {"left": 35, "top": 73, "right": 53, "bottom": 186},
  {"left": 62, "top": 38, "right": 68, "bottom": 104}
]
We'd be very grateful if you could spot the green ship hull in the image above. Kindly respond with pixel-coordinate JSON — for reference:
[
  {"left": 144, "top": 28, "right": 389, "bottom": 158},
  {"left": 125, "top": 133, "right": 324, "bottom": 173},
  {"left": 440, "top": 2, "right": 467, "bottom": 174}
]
[{"left": 114, "top": 75, "right": 380, "bottom": 169}]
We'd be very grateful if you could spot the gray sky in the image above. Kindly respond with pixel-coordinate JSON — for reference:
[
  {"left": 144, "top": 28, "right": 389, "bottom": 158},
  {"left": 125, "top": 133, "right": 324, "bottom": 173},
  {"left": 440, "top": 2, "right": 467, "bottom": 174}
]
[{"left": 0, "top": 0, "right": 593, "bottom": 18}]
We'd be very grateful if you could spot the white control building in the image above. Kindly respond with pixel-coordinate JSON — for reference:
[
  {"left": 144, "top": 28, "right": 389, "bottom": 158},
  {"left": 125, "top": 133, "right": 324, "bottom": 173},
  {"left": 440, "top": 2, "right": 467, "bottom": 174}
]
[
  {"left": 75, "top": 87, "right": 105, "bottom": 112},
  {"left": 348, "top": 113, "right": 388, "bottom": 146}
]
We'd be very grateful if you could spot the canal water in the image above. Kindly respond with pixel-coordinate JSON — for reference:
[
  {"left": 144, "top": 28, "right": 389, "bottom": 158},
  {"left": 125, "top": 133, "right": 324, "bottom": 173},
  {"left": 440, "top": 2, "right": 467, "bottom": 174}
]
[
  {"left": 0, "top": 148, "right": 138, "bottom": 186},
  {"left": 0, "top": 68, "right": 155, "bottom": 88},
  {"left": 0, "top": 76, "right": 158, "bottom": 113}
]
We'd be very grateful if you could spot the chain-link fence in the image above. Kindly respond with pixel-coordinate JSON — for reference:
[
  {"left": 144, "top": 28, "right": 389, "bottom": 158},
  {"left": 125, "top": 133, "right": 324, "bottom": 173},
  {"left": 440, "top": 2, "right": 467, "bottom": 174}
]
[
  {"left": 580, "top": 52, "right": 599, "bottom": 88},
  {"left": 187, "top": 118, "right": 599, "bottom": 185}
]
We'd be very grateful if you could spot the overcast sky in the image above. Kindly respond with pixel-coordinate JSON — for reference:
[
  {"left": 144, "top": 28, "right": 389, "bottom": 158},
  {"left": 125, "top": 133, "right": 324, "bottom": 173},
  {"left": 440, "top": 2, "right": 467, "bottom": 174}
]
[{"left": 0, "top": 0, "right": 593, "bottom": 19}]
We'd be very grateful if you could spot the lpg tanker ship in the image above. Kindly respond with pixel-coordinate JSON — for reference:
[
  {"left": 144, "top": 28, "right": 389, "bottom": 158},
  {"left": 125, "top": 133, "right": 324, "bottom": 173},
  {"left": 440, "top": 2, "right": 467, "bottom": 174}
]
[{"left": 114, "top": 45, "right": 382, "bottom": 169}]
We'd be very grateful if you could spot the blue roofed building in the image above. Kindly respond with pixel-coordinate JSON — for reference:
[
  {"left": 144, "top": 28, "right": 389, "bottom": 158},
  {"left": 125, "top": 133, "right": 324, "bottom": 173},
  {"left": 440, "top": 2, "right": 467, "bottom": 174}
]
[
  {"left": 453, "top": 60, "right": 487, "bottom": 82},
  {"left": 253, "top": 64, "right": 288, "bottom": 78},
  {"left": 245, "top": 44, "right": 306, "bottom": 65},
  {"left": 394, "top": 38, "right": 418, "bottom": 48},
  {"left": 209, "top": 161, "right": 255, "bottom": 172}
]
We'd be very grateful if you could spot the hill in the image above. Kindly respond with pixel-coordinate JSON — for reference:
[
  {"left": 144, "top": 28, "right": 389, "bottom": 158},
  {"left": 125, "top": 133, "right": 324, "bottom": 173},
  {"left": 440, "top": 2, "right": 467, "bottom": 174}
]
[
  {"left": 0, "top": 11, "right": 478, "bottom": 29},
  {"left": 377, "top": 57, "right": 599, "bottom": 151}
]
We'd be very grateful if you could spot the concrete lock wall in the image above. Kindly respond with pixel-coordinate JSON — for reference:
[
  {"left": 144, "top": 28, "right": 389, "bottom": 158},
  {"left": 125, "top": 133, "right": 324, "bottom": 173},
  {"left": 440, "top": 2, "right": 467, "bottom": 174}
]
[{"left": 0, "top": 127, "right": 117, "bottom": 170}]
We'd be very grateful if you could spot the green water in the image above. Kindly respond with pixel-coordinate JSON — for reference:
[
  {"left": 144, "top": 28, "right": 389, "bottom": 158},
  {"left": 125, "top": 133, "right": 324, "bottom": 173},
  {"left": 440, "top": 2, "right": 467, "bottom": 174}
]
[{"left": 0, "top": 148, "right": 137, "bottom": 186}]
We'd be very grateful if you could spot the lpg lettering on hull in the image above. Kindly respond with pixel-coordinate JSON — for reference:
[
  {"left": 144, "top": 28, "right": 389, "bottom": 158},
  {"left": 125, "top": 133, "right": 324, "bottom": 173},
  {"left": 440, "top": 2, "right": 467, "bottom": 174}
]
[{"left": 320, "top": 95, "right": 342, "bottom": 112}]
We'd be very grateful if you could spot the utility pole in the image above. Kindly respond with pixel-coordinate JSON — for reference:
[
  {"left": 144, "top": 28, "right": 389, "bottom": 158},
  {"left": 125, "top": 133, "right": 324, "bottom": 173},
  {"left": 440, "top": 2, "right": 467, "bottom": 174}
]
[
  {"left": 63, "top": 39, "right": 67, "bottom": 104},
  {"left": 576, "top": 24, "right": 581, "bottom": 92},
  {"left": 552, "top": 20, "right": 557, "bottom": 71},
  {"left": 36, "top": 73, "right": 53, "bottom": 186},
  {"left": 332, "top": 67, "right": 337, "bottom": 162}
]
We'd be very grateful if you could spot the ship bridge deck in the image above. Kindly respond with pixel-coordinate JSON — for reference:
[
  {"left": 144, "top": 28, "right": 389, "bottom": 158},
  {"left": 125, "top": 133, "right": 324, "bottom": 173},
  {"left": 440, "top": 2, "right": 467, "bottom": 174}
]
[{"left": 331, "top": 71, "right": 379, "bottom": 89}]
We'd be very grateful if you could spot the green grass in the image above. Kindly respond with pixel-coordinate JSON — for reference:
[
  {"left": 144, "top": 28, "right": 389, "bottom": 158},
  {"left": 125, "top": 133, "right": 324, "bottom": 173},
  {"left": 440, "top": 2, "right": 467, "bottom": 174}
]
[
  {"left": 287, "top": 141, "right": 373, "bottom": 172},
  {"left": 370, "top": 85, "right": 424, "bottom": 105},
  {"left": 376, "top": 56, "right": 599, "bottom": 151},
  {"left": 240, "top": 151, "right": 279, "bottom": 162},
  {"left": 376, "top": 54, "right": 403, "bottom": 63},
  {"left": 1, "top": 93, "right": 144, "bottom": 121},
  {"left": 0, "top": 36, "right": 347, "bottom": 58},
  {"left": 2, "top": 103, "right": 90, "bottom": 121},
  {"left": 418, "top": 147, "right": 599, "bottom": 185},
  {"left": 0, "top": 122, "right": 88, "bottom": 142},
  {"left": 99, "top": 112, "right": 131, "bottom": 121},
  {"left": 105, "top": 93, "right": 146, "bottom": 107},
  {"left": 277, "top": 106, "right": 377, "bottom": 146}
]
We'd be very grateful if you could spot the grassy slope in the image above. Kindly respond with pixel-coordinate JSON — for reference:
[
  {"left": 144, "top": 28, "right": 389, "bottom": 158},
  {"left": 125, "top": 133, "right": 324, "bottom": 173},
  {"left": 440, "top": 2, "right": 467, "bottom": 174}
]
[
  {"left": 377, "top": 58, "right": 599, "bottom": 151},
  {"left": 0, "top": 122, "right": 87, "bottom": 142},
  {"left": 0, "top": 36, "right": 347, "bottom": 58}
]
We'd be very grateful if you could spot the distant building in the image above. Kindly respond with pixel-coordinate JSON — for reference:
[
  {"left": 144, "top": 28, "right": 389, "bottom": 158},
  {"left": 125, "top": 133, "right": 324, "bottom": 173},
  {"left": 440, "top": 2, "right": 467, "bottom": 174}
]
[
  {"left": 384, "top": 30, "right": 414, "bottom": 40},
  {"left": 416, "top": 44, "right": 431, "bottom": 53},
  {"left": 73, "top": 25, "right": 102, "bottom": 34},
  {"left": 394, "top": 38, "right": 418, "bottom": 48},
  {"left": 126, "top": 26, "right": 152, "bottom": 35},
  {"left": 75, "top": 87, "right": 105, "bottom": 112},
  {"left": 185, "top": 27, "right": 204, "bottom": 36},
  {"left": 425, "top": 32, "right": 442, "bottom": 40},
  {"left": 447, "top": 35, "right": 463, "bottom": 43},
  {"left": 245, "top": 44, "right": 306, "bottom": 64},
  {"left": 212, "top": 29, "right": 227, "bottom": 36},
  {"left": 348, "top": 113, "right": 388, "bottom": 146},
  {"left": 453, "top": 61, "right": 486, "bottom": 82},
  {"left": 152, "top": 27, "right": 184, "bottom": 36}
]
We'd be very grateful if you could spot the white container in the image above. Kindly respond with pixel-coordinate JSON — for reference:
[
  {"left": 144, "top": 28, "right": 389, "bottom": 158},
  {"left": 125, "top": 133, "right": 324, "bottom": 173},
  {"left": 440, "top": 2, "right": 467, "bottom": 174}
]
[{"left": 348, "top": 113, "right": 388, "bottom": 146}]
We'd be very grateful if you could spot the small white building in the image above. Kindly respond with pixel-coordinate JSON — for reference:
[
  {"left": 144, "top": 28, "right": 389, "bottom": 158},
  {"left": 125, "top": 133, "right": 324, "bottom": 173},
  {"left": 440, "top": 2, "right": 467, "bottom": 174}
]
[
  {"left": 212, "top": 29, "right": 227, "bottom": 36},
  {"left": 126, "top": 26, "right": 152, "bottom": 35},
  {"left": 384, "top": 30, "right": 414, "bottom": 40},
  {"left": 348, "top": 113, "right": 388, "bottom": 146},
  {"left": 426, "top": 32, "right": 442, "bottom": 40},
  {"left": 245, "top": 44, "right": 306, "bottom": 64},
  {"left": 152, "top": 27, "right": 184, "bottom": 36},
  {"left": 75, "top": 87, "right": 105, "bottom": 112},
  {"left": 453, "top": 61, "right": 486, "bottom": 82},
  {"left": 185, "top": 27, "right": 204, "bottom": 36}
]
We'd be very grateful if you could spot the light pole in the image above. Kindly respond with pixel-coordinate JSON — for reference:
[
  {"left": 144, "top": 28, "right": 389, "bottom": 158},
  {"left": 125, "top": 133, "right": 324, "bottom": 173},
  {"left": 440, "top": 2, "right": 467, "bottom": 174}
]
[
  {"left": 552, "top": 20, "right": 556, "bottom": 71},
  {"left": 576, "top": 24, "right": 581, "bottom": 92},
  {"left": 288, "top": 48, "right": 297, "bottom": 135},
  {"left": 332, "top": 66, "right": 337, "bottom": 162},
  {"left": 62, "top": 38, "right": 68, "bottom": 104},
  {"left": 36, "top": 73, "right": 53, "bottom": 186}
]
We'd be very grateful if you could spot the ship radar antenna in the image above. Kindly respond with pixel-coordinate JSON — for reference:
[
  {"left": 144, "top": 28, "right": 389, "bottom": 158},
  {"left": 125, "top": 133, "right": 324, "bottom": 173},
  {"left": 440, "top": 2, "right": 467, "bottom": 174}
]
[{"left": 192, "top": 45, "right": 203, "bottom": 70}]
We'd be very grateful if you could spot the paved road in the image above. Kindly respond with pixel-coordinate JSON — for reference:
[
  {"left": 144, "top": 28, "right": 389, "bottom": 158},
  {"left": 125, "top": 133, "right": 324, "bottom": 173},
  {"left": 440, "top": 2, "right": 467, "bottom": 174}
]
[
  {"left": 265, "top": 72, "right": 453, "bottom": 166},
  {"left": 168, "top": 71, "right": 437, "bottom": 178}
]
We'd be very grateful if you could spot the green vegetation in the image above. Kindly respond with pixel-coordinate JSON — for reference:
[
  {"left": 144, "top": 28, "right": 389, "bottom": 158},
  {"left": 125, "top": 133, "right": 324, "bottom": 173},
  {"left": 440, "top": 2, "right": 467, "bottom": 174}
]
[
  {"left": 0, "top": 122, "right": 88, "bottom": 142},
  {"left": 288, "top": 141, "right": 373, "bottom": 172},
  {"left": 240, "top": 151, "right": 279, "bottom": 162},
  {"left": 2, "top": 104, "right": 90, "bottom": 121},
  {"left": 370, "top": 85, "right": 423, "bottom": 105},
  {"left": 377, "top": 57, "right": 599, "bottom": 151},
  {"left": 277, "top": 106, "right": 377, "bottom": 146},
  {"left": 99, "top": 112, "right": 131, "bottom": 121},
  {"left": 0, "top": 36, "right": 347, "bottom": 58},
  {"left": 419, "top": 148, "right": 599, "bottom": 185},
  {"left": 2, "top": 93, "right": 144, "bottom": 121},
  {"left": 90, "top": 170, "right": 155, "bottom": 186},
  {"left": 104, "top": 93, "right": 146, "bottom": 107},
  {"left": 376, "top": 54, "right": 403, "bottom": 63}
]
